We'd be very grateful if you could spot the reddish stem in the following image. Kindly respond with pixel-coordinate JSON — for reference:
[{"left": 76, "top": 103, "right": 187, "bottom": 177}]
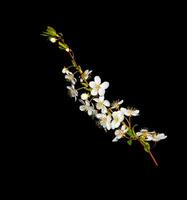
[
  {"left": 149, "top": 151, "right": 158, "bottom": 167},
  {"left": 139, "top": 141, "right": 158, "bottom": 167}
]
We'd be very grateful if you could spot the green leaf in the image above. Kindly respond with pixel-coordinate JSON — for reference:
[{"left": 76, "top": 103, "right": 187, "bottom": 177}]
[
  {"left": 46, "top": 26, "right": 58, "bottom": 37},
  {"left": 127, "top": 140, "right": 132, "bottom": 146},
  {"left": 144, "top": 142, "right": 150, "bottom": 153},
  {"left": 41, "top": 26, "right": 60, "bottom": 38},
  {"left": 81, "top": 82, "right": 88, "bottom": 87},
  {"left": 40, "top": 33, "right": 49, "bottom": 37},
  {"left": 85, "top": 88, "right": 91, "bottom": 91},
  {"left": 58, "top": 41, "right": 68, "bottom": 49},
  {"left": 127, "top": 129, "right": 134, "bottom": 137}
]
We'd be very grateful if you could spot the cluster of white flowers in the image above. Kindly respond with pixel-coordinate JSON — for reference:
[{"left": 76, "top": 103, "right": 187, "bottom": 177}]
[
  {"left": 62, "top": 67, "right": 78, "bottom": 101},
  {"left": 62, "top": 65, "right": 167, "bottom": 144},
  {"left": 43, "top": 26, "right": 167, "bottom": 166}
]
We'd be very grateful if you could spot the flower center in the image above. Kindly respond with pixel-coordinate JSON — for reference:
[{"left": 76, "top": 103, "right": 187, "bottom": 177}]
[
  {"left": 114, "top": 117, "right": 119, "bottom": 123},
  {"left": 101, "top": 117, "right": 107, "bottom": 124},
  {"left": 95, "top": 84, "right": 101, "bottom": 90},
  {"left": 98, "top": 102, "right": 104, "bottom": 108}
]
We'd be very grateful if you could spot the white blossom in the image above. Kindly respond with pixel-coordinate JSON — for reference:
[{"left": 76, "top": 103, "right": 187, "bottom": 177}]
[
  {"left": 111, "top": 111, "right": 124, "bottom": 129},
  {"left": 112, "top": 125, "right": 128, "bottom": 142},
  {"left": 136, "top": 129, "right": 149, "bottom": 137},
  {"left": 65, "top": 73, "right": 77, "bottom": 85},
  {"left": 146, "top": 133, "right": 167, "bottom": 142},
  {"left": 81, "top": 93, "right": 89, "bottom": 100},
  {"left": 67, "top": 85, "right": 78, "bottom": 101},
  {"left": 62, "top": 67, "right": 71, "bottom": 75},
  {"left": 93, "top": 96, "right": 110, "bottom": 114},
  {"left": 111, "top": 100, "right": 124, "bottom": 109},
  {"left": 80, "top": 69, "right": 92, "bottom": 82},
  {"left": 79, "top": 100, "right": 95, "bottom": 116},
  {"left": 121, "top": 108, "right": 139, "bottom": 117},
  {"left": 89, "top": 76, "right": 109, "bottom": 96},
  {"left": 96, "top": 113, "right": 112, "bottom": 131},
  {"left": 136, "top": 129, "right": 167, "bottom": 142}
]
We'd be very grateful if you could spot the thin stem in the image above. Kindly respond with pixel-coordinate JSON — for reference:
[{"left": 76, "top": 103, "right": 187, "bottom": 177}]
[
  {"left": 67, "top": 66, "right": 74, "bottom": 69},
  {"left": 73, "top": 71, "right": 79, "bottom": 75},
  {"left": 83, "top": 79, "right": 89, "bottom": 85},
  {"left": 149, "top": 151, "right": 159, "bottom": 167},
  {"left": 122, "top": 121, "right": 129, "bottom": 129},
  {"left": 122, "top": 134, "right": 130, "bottom": 140},
  {"left": 124, "top": 116, "right": 130, "bottom": 128},
  {"left": 77, "top": 87, "right": 87, "bottom": 91},
  {"left": 108, "top": 108, "right": 113, "bottom": 113},
  {"left": 139, "top": 140, "right": 158, "bottom": 167},
  {"left": 128, "top": 116, "right": 131, "bottom": 129},
  {"left": 89, "top": 96, "right": 95, "bottom": 103}
]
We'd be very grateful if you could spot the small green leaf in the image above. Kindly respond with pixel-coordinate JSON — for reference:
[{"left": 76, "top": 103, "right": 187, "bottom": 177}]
[
  {"left": 127, "top": 129, "right": 133, "bottom": 137},
  {"left": 41, "top": 26, "right": 59, "bottom": 38},
  {"left": 46, "top": 26, "right": 58, "bottom": 37},
  {"left": 81, "top": 82, "right": 88, "bottom": 87},
  {"left": 85, "top": 88, "right": 91, "bottom": 91},
  {"left": 127, "top": 140, "right": 132, "bottom": 146},
  {"left": 58, "top": 41, "right": 68, "bottom": 49},
  {"left": 144, "top": 142, "right": 150, "bottom": 153},
  {"left": 40, "top": 33, "right": 49, "bottom": 37}
]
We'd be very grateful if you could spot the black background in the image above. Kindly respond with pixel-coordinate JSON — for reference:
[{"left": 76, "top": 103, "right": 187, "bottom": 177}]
[{"left": 6, "top": 2, "right": 186, "bottom": 197}]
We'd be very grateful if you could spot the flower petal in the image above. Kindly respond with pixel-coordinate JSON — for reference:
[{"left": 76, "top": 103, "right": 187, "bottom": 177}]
[
  {"left": 145, "top": 135, "right": 153, "bottom": 141},
  {"left": 101, "top": 82, "right": 109, "bottom": 89},
  {"left": 119, "top": 115, "right": 124, "bottom": 122},
  {"left": 91, "top": 89, "right": 98, "bottom": 96},
  {"left": 79, "top": 99, "right": 85, "bottom": 104},
  {"left": 119, "top": 100, "right": 124, "bottom": 105},
  {"left": 111, "top": 121, "right": 115, "bottom": 129},
  {"left": 94, "top": 76, "right": 101, "bottom": 84},
  {"left": 141, "top": 129, "right": 148, "bottom": 132},
  {"left": 101, "top": 107, "right": 107, "bottom": 114},
  {"left": 99, "top": 96, "right": 104, "bottom": 101},
  {"left": 112, "top": 137, "right": 118, "bottom": 142},
  {"left": 115, "top": 122, "right": 121, "bottom": 129},
  {"left": 136, "top": 132, "right": 143, "bottom": 137},
  {"left": 98, "top": 88, "right": 105, "bottom": 96},
  {"left": 88, "top": 110, "right": 92, "bottom": 116},
  {"left": 104, "top": 100, "right": 110, "bottom": 107},
  {"left": 132, "top": 110, "right": 139, "bottom": 116},
  {"left": 121, "top": 125, "right": 127, "bottom": 132},
  {"left": 120, "top": 107, "right": 126, "bottom": 114},
  {"left": 62, "top": 67, "right": 70, "bottom": 74},
  {"left": 115, "top": 130, "right": 120, "bottom": 136},
  {"left": 89, "top": 81, "right": 96, "bottom": 88},
  {"left": 157, "top": 134, "right": 167, "bottom": 140},
  {"left": 96, "top": 113, "right": 103, "bottom": 119},
  {"left": 85, "top": 100, "right": 90, "bottom": 106},
  {"left": 81, "top": 93, "right": 89, "bottom": 100},
  {"left": 79, "top": 105, "right": 85, "bottom": 111},
  {"left": 93, "top": 98, "right": 99, "bottom": 102}
]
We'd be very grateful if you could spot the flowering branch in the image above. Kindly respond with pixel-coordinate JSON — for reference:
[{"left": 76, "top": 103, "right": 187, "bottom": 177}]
[{"left": 42, "top": 26, "right": 167, "bottom": 167}]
